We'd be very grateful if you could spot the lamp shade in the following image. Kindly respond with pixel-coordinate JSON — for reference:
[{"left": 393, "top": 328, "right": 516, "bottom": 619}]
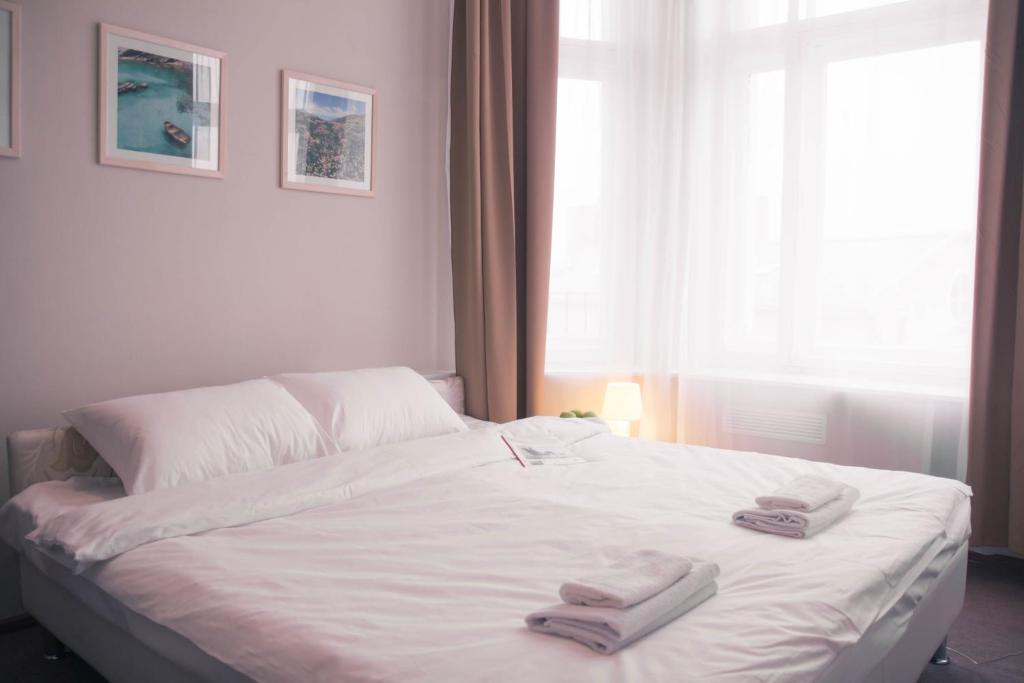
[{"left": 602, "top": 382, "right": 643, "bottom": 422}]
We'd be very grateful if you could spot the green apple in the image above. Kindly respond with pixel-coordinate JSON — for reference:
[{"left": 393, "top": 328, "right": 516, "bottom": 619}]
[
  {"left": 571, "top": 410, "right": 584, "bottom": 417},
  {"left": 559, "top": 411, "right": 576, "bottom": 418},
  {"left": 582, "top": 411, "right": 597, "bottom": 418}
]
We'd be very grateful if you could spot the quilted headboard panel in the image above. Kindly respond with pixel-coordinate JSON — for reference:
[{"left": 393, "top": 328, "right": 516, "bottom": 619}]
[
  {"left": 6, "top": 374, "right": 466, "bottom": 496},
  {"left": 426, "top": 373, "right": 466, "bottom": 415}
]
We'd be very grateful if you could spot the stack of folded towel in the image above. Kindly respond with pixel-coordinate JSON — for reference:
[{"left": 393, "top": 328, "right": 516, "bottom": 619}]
[
  {"left": 732, "top": 475, "right": 860, "bottom": 538},
  {"left": 525, "top": 550, "right": 718, "bottom": 654}
]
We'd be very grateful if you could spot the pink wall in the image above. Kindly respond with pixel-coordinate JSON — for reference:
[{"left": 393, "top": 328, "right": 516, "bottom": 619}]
[{"left": 0, "top": 0, "right": 454, "bottom": 616}]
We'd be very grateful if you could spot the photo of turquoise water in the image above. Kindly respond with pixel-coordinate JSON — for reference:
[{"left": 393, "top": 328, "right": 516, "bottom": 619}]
[{"left": 115, "top": 48, "right": 209, "bottom": 159}]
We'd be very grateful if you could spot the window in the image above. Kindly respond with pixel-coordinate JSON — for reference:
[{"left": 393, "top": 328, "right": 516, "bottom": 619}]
[
  {"left": 546, "top": 0, "right": 614, "bottom": 368},
  {"left": 546, "top": 0, "right": 987, "bottom": 394}
]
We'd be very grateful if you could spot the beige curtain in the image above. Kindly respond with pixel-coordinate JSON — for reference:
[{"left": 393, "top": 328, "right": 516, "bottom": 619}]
[
  {"left": 449, "top": 0, "right": 559, "bottom": 422},
  {"left": 967, "top": 0, "right": 1024, "bottom": 553}
]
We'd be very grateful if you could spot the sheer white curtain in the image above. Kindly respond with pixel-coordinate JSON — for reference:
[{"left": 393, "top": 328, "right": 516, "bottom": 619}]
[{"left": 546, "top": 0, "right": 988, "bottom": 478}]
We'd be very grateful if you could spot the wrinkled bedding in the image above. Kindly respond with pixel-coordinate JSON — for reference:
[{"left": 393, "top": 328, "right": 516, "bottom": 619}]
[{"left": 0, "top": 417, "right": 971, "bottom": 683}]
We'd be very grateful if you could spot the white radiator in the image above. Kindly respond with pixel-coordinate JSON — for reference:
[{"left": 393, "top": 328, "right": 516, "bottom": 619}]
[{"left": 722, "top": 406, "right": 828, "bottom": 444}]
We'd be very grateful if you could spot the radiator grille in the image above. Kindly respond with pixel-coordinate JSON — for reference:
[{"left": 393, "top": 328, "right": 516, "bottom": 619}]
[{"left": 722, "top": 406, "right": 827, "bottom": 444}]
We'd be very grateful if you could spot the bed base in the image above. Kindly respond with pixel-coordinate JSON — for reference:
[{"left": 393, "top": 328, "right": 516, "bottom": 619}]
[
  {"left": 22, "top": 544, "right": 967, "bottom": 683},
  {"left": 822, "top": 542, "right": 967, "bottom": 682},
  {"left": 20, "top": 557, "right": 248, "bottom": 683}
]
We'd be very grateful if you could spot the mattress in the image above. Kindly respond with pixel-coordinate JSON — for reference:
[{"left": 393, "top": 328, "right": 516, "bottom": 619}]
[{"left": 2, "top": 417, "right": 972, "bottom": 683}]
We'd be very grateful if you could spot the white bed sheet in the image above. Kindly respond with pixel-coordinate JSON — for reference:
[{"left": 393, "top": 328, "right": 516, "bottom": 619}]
[{"left": 2, "top": 418, "right": 971, "bottom": 683}]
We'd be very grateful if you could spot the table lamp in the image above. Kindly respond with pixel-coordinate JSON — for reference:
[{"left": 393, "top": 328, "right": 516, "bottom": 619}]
[{"left": 602, "top": 381, "right": 643, "bottom": 437}]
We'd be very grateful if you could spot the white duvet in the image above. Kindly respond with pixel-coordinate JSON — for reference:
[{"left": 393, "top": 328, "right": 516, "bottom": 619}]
[{"left": 0, "top": 417, "right": 971, "bottom": 683}]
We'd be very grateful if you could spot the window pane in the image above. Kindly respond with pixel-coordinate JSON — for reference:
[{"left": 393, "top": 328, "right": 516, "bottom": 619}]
[
  {"left": 814, "top": 42, "right": 983, "bottom": 368},
  {"left": 732, "top": 0, "right": 789, "bottom": 30},
  {"left": 722, "top": 70, "right": 786, "bottom": 352},
  {"left": 560, "top": 0, "right": 604, "bottom": 40},
  {"left": 547, "top": 78, "right": 604, "bottom": 369}
]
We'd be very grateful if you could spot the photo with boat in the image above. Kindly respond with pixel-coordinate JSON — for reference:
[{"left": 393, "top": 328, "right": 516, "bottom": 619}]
[
  {"left": 100, "top": 24, "right": 223, "bottom": 177},
  {"left": 114, "top": 47, "right": 209, "bottom": 159}
]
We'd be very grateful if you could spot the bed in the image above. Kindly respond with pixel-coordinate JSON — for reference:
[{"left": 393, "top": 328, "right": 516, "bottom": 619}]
[{"left": 1, "top": 374, "right": 968, "bottom": 683}]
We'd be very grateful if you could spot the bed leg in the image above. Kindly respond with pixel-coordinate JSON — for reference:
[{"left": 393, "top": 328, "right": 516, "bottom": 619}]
[
  {"left": 930, "top": 637, "right": 950, "bottom": 666},
  {"left": 42, "top": 629, "right": 67, "bottom": 661}
]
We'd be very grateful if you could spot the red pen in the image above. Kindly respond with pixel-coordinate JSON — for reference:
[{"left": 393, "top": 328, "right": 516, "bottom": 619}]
[{"left": 500, "top": 434, "right": 528, "bottom": 468}]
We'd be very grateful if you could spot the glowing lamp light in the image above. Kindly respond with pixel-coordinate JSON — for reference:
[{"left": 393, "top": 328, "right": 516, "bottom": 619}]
[{"left": 602, "top": 382, "right": 643, "bottom": 437}]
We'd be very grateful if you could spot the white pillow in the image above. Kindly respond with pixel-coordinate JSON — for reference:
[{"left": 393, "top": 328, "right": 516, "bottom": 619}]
[
  {"left": 63, "top": 379, "right": 333, "bottom": 495},
  {"left": 272, "top": 367, "right": 469, "bottom": 452}
]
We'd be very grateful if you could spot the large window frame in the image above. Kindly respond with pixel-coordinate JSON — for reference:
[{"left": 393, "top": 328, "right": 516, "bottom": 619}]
[
  {"left": 546, "top": 0, "right": 988, "bottom": 392},
  {"left": 691, "top": 0, "right": 986, "bottom": 391}
]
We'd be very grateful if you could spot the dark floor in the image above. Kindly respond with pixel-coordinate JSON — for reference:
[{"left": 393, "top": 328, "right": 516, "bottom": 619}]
[
  {"left": 0, "top": 552, "right": 1022, "bottom": 682},
  {"left": 0, "top": 624, "right": 105, "bottom": 682},
  {"left": 917, "top": 552, "right": 1024, "bottom": 683}
]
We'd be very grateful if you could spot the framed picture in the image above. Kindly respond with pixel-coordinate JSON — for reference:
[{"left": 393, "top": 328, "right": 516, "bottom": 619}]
[
  {"left": 0, "top": 0, "right": 20, "bottom": 158},
  {"left": 99, "top": 23, "right": 224, "bottom": 178},
  {"left": 281, "top": 70, "right": 375, "bottom": 197}
]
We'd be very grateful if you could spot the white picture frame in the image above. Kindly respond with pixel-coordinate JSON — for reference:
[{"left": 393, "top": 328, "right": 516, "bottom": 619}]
[
  {"left": 281, "top": 70, "right": 375, "bottom": 197},
  {"left": 0, "top": 0, "right": 21, "bottom": 158},
  {"left": 99, "top": 23, "right": 225, "bottom": 178}
]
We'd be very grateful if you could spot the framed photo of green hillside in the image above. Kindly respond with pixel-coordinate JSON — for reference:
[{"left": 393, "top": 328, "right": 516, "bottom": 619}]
[{"left": 281, "top": 70, "right": 375, "bottom": 197}]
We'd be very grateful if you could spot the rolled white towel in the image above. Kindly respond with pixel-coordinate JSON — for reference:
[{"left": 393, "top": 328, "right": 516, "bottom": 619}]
[
  {"left": 559, "top": 550, "right": 694, "bottom": 608},
  {"left": 733, "top": 485, "right": 860, "bottom": 538},
  {"left": 754, "top": 475, "right": 845, "bottom": 512},
  {"left": 526, "top": 560, "right": 719, "bottom": 655}
]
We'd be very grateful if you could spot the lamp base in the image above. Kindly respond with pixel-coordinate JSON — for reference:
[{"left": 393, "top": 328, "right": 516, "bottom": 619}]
[{"left": 607, "top": 420, "right": 631, "bottom": 437}]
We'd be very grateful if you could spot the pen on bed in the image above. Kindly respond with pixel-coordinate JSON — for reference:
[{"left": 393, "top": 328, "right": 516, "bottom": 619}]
[{"left": 500, "top": 434, "right": 528, "bottom": 468}]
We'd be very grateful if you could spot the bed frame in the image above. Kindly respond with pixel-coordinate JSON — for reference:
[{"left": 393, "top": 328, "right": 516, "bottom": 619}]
[
  {"left": 4, "top": 374, "right": 961, "bottom": 682},
  {"left": 22, "top": 557, "right": 246, "bottom": 683}
]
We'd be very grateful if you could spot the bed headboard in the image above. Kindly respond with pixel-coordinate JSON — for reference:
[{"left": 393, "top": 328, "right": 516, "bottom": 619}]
[{"left": 6, "top": 374, "right": 466, "bottom": 496}]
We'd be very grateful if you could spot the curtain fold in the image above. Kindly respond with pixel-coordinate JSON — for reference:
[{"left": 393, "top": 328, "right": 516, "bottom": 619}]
[
  {"left": 967, "top": 0, "right": 1024, "bottom": 553},
  {"left": 449, "top": 0, "right": 559, "bottom": 422}
]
